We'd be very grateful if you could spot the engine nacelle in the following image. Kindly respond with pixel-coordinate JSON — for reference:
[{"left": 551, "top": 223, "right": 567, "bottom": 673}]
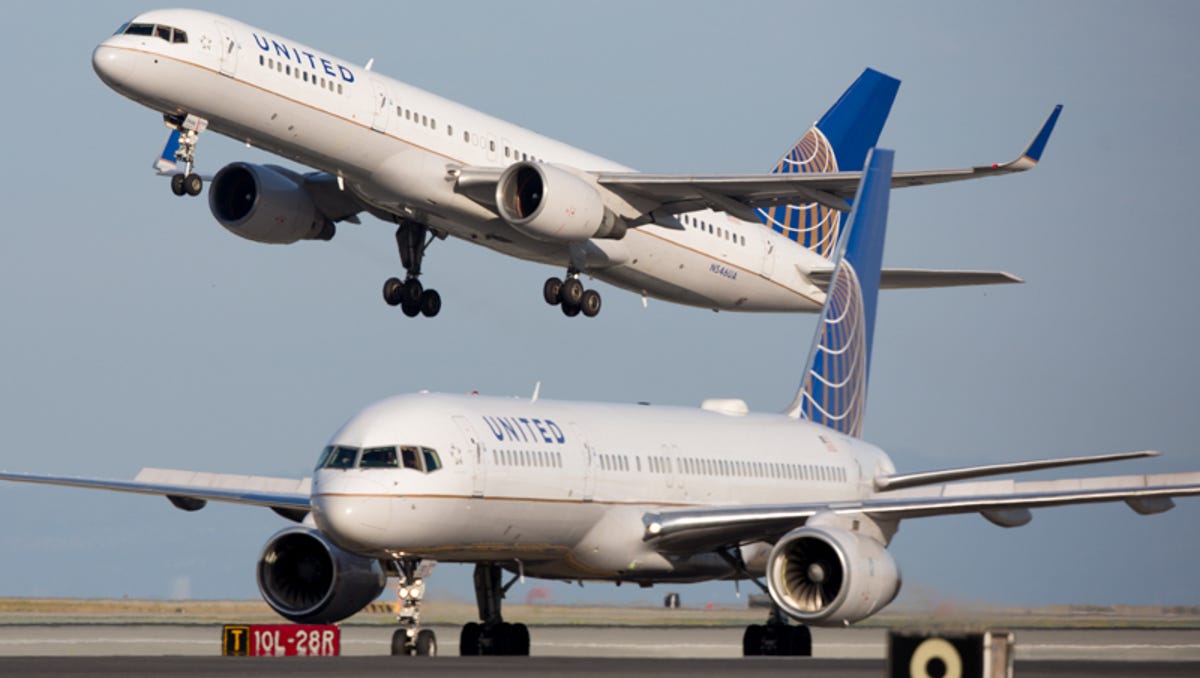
[
  {"left": 256, "top": 526, "right": 386, "bottom": 624},
  {"left": 766, "top": 526, "right": 900, "bottom": 626},
  {"left": 209, "top": 162, "right": 335, "bottom": 244},
  {"left": 495, "top": 162, "right": 625, "bottom": 242}
]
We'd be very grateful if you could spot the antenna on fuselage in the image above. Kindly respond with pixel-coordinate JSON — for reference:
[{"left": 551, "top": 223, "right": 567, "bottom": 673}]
[
  {"left": 365, "top": 58, "right": 374, "bottom": 71},
  {"left": 531, "top": 381, "right": 541, "bottom": 403}
]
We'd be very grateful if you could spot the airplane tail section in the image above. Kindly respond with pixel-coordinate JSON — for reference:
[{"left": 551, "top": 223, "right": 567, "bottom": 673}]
[
  {"left": 784, "top": 148, "right": 893, "bottom": 436},
  {"left": 757, "top": 69, "right": 900, "bottom": 258}
]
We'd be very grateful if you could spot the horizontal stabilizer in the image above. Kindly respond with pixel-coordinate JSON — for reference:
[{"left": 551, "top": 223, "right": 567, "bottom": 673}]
[
  {"left": 873, "top": 450, "right": 1159, "bottom": 491},
  {"left": 809, "top": 268, "right": 1024, "bottom": 290}
]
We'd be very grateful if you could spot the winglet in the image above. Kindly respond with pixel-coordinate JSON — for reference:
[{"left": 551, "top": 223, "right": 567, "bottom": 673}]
[{"left": 1022, "top": 104, "right": 1062, "bottom": 163}]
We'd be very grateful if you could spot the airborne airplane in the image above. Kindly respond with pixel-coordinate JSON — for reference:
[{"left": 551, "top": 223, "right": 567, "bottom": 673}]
[
  {"left": 92, "top": 9, "right": 1059, "bottom": 318},
  {"left": 4, "top": 148, "right": 1198, "bottom": 658}
]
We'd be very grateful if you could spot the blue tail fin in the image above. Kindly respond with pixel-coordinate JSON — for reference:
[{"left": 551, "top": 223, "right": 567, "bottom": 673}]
[
  {"left": 784, "top": 148, "right": 893, "bottom": 437},
  {"left": 757, "top": 69, "right": 899, "bottom": 258}
]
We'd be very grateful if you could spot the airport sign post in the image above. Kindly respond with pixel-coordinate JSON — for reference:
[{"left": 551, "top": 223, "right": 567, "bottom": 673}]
[{"left": 222, "top": 624, "right": 340, "bottom": 656}]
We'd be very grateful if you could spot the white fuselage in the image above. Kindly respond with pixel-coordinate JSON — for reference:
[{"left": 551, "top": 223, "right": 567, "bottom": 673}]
[
  {"left": 311, "top": 392, "right": 894, "bottom": 582},
  {"left": 93, "top": 9, "right": 830, "bottom": 312}
]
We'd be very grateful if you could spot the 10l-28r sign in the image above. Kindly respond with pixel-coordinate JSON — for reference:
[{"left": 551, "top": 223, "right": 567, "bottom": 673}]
[{"left": 222, "top": 624, "right": 340, "bottom": 656}]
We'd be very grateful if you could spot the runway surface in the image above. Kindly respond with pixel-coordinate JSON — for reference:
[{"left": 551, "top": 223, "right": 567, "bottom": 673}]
[{"left": 0, "top": 624, "right": 1197, "bottom": 676}]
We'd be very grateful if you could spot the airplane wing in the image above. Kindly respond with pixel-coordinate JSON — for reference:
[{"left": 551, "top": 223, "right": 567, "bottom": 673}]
[
  {"left": 807, "top": 268, "right": 1024, "bottom": 290},
  {"left": 642, "top": 459, "right": 1200, "bottom": 552},
  {"left": 0, "top": 468, "right": 312, "bottom": 522},
  {"left": 454, "top": 106, "right": 1061, "bottom": 225}
]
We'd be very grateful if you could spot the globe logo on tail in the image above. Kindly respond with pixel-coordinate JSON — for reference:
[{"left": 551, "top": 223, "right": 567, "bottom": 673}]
[{"left": 757, "top": 127, "right": 842, "bottom": 258}]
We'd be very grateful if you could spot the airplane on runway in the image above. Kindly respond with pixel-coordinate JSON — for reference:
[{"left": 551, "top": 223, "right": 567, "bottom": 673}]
[
  {"left": 92, "top": 9, "right": 1059, "bottom": 318},
  {"left": 4, "top": 147, "right": 1198, "bottom": 658}
]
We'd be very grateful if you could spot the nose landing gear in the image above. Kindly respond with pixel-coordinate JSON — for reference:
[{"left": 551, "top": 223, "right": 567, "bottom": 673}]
[
  {"left": 384, "top": 220, "right": 442, "bottom": 318},
  {"left": 163, "top": 113, "right": 207, "bottom": 197},
  {"left": 543, "top": 269, "right": 602, "bottom": 318},
  {"left": 389, "top": 560, "right": 437, "bottom": 657}
]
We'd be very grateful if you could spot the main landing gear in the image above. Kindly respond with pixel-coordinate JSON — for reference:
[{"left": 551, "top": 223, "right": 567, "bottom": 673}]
[
  {"left": 742, "top": 607, "right": 812, "bottom": 657},
  {"left": 389, "top": 560, "right": 437, "bottom": 657},
  {"left": 716, "top": 547, "right": 812, "bottom": 657},
  {"left": 459, "top": 562, "right": 530, "bottom": 656},
  {"left": 543, "top": 269, "right": 601, "bottom": 318},
  {"left": 165, "top": 113, "right": 207, "bottom": 197},
  {"left": 383, "top": 220, "right": 442, "bottom": 318}
]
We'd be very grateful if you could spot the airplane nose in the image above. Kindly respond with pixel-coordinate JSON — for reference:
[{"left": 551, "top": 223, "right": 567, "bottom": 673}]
[
  {"left": 312, "top": 477, "right": 392, "bottom": 551},
  {"left": 92, "top": 43, "right": 137, "bottom": 87}
]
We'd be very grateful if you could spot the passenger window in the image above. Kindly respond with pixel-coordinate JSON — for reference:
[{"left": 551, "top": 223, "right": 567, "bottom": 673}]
[
  {"left": 422, "top": 448, "right": 442, "bottom": 472},
  {"left": 360, "top": 446, "right": 399, "bottom": 468},
  {"left": 259, "top": 55, "right": 265, "bottom": 66},
  {"left": 337, "top": 84, "right": 344, "bottom": 94},
  {"left": 401, "top": 446, "right": 421, "bottom": 470},
  {"left": 489, "top": 140, "right": 496, "bottom": 152},
  {"left": 448, "top": 125, "right": 454, "bottom": 136},
  {"left": 422, "top": 115, "right": 428, "bottom": 126}
]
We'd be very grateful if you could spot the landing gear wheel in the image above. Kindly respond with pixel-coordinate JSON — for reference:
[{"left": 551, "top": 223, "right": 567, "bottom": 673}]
[
  {"left": 561, "top": 302, "right": 580, "bottom": 317},
  {"left": 383, "top": 277, "right": 404, "bottom": 306},
  {"left": 580, "top": 289, "right": 601, "bottom": 317},
  {"left": 743, "top": 624, "right": 764, "bottom": 656},
  {"left": 415, "top": 629, "right": 437, "bottom": 656},
  {"left": 419, "top": 289, "right": 441, "bottom": 318},
  {"left": 391, "top": 629, "right": 409, "bottom": 656},
  {"left": 460, "top": 622, "right": 481, "bottom": 656},
  {"left": 183, "top": 173, "right": 203, "bottom": 196},
  {"left": 170, "top": 173, "right": 186, "bottom": 196},
  {"left": 509, "top": 623, "right": 530, "bottom": 656},
  {"left": 401, "top": 301, "right": 421, "bottom": 318},
  {"left": 789, "top": 624, "right": 812, "bottom": 656},
  {"left": 560, "top": 277, "right": 584, "bottom": 307},
  {"left": 401, "top": 278, "right": 423, "bottom": 306},
  {"left": 543, "top": 277, "right": 563, "bottom": 306}
]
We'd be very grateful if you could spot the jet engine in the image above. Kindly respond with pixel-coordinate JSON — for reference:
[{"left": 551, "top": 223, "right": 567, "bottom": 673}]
[
  {"left": 765, "top": 526, "right": 900, "bottom": 626},
  {"left": 495, "top": 162, "right": 625, "bottom": 242},
  {"left": 256, "top": 526, "right": 386, "bottom": 624},
  {"left": 209, "top": 162, "right": 336, "bottom": 244}
]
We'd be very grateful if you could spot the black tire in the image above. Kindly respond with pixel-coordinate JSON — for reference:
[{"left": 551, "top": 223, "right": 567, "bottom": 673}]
[
  {"left": 789, "top": 625, "right": 812, "bottom": 656},
  {"left": 542, "top": 277, "right": 563, "bottom": 305},
  {"left": 184, "top": 173, "right": 203, "bottom": 196},
  {"left": 742, "top": 624, "right": 764, "bottom": 656},
  {"left": 170, "top": 173, "right": 186, "bottom": 196},
  {"left": 419, "top": 289, "right": 441, "bottom": 317},
  {"left": 559, "top": 277, "right": 584, "bottom": 306},
  {"left": 510, "top": 623, "right": 530, "bottom": 656},
  {"left": 561, "top": 302, "right": 580, "bottom": 317},
  {"left": 383, "top": 277, "right": 404, "bottom": 306},
  {"left": 580, "top": 289, "right": 601, "bottom": 317},
  {"left": 401, "top": 301, "right": 421, "bottom": 317},
  {"left": 459, "top": 622, "right": 480, "bottom": 656},
  {"left": 492, "top": 622, "right": 511, "bottom": 655},
  {"left": 401, "top": 278, "right": 423, "bottom": 306},
  {"left": 415, "top": 629, "right": 437, "bottom": 657},
  {"left": 391, "top": 629, "right": 410, "bottom": 656}
]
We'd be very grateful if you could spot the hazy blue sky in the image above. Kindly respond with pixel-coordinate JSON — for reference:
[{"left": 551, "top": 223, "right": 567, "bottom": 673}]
[{"left": 1, "top": 1, "right": 1197, "bottom": 611}]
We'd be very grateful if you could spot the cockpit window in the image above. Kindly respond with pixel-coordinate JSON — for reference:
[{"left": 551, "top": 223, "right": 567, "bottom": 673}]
[
  {"left": 319, "top": 444, "right": 442, "bottom": 472},
  {"left": 325, "top": 446, "right": 359, "bottom": 469},
  {"left": 422, "top": 447, "right": 442, "bottom": 472},
  {"left": 360, "top": 446, "right": 399, "bottom": 468},
  {"left": 114, "top": 22, "right": 132, "bottom": 36},
  {"left": 122, "top": 22, "right": 188, "bottom": 44}
]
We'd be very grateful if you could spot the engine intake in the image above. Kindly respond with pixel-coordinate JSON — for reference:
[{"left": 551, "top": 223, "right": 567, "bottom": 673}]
[
  {"left": 495, "top": 162, "right": 625, "bottom": 242},
  {"left": 256, "top": 526, "right": 385, "bottom": 624},
  {"left": 209, "top": 162, "right": 335, "bottom": 244},
  {"left": 766, "top": 526, "right": 900, "bottom": 625}
]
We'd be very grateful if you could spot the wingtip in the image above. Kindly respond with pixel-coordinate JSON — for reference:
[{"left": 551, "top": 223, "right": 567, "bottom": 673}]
[{"left": 1023, "top": 104, "right": 1063, "bottom": 163}]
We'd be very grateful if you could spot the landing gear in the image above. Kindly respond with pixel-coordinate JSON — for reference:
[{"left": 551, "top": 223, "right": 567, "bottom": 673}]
[
  {"left": 543, "top": 269, "right": 601, "bottom": 318},
  {"left": 742, "top": 607, "right": 812, "bottom": 656},
  {"left": 388, "top": 560, "right": 437, "bottom": 657},
  {"left": 384, "top": 220, "right": 441, "bottom": 317},
  {"left": 164, "top": 113, "right": 207, "bottom": 198},
  {"left": 713, "top": 547, "right": 812, "bottom": 657},
  {"left": 459, "top": 563, "right": 530, "bottom": 656}
]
